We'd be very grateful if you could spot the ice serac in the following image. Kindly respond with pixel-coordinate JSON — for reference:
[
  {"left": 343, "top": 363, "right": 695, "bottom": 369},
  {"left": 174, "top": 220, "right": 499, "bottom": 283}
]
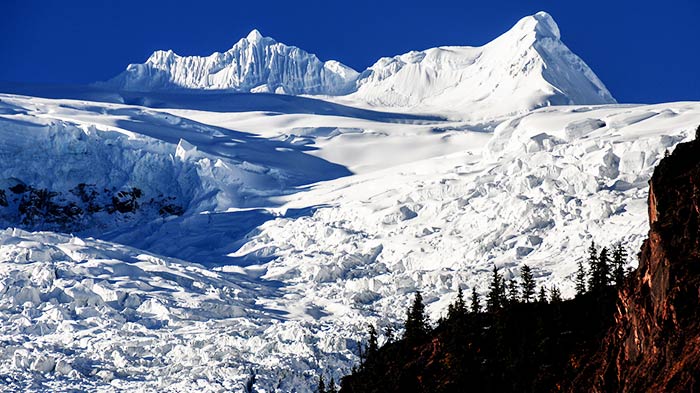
[
  {"left": 351, "top": 11, "right": 616, "bottom": 117},
  {"left": 102, "top": 29, "right": 360, "bottom": 95}
]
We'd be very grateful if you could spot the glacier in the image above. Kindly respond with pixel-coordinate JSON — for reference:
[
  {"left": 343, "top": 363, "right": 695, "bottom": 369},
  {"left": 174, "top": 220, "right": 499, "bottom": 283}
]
[{"left": 0, "top": 10, "right": 698, "bottom": 393}]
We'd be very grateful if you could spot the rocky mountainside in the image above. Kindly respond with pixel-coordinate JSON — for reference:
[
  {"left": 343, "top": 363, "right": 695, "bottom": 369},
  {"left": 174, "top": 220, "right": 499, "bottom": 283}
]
[
  {"left": 339, "top": 133, "right": 700, "bottom": 393},
  {"left": 576, "top": 134, "right": 700, "bottom": 392}
]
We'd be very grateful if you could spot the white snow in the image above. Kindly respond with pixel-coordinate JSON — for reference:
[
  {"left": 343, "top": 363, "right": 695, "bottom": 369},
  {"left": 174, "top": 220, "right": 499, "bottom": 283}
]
[
  {"left": 101, "top": 12, "right": 614, "bottom": 120},
  {"left": 0, "top": 10, "right": 698, "bottom": 393},
  {"left": 101, "top": 30, "right": 359, "bottom": 95}
]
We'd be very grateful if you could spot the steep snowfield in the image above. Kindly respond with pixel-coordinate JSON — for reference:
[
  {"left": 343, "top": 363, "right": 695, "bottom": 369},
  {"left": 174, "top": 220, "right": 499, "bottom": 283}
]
[
  {"left": 1, "top": 88, "right": 699, "bottom": 392},
  {"left": 348, "top": 12, "right": 615, "bottom": 118},
  {"left": 102, "top": 29, "right": 359, "bottom": 95},
  {"left": 102, "top": 12, "right": 614, "bottom": 120}
]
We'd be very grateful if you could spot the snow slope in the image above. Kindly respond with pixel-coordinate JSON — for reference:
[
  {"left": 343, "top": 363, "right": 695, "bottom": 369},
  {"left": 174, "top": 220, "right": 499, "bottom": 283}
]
[
  {"left": 102, "top": 29, "right": 359, "bottom": 95},
  {"left": 0, "top": 10, "right": 697, "bottom": 393},
  {"left": 348, "top": 12, "right": 615, "bottom": 118},
  {"left": 1, "top": 89, "right": 699, "bottom": 392},
  {"left": 102, "top": 12, "right": 614, "bottom": 119}
]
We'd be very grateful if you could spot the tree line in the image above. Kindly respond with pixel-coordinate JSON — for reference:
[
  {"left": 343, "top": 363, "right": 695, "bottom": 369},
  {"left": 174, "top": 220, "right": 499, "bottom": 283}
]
[{"left": 327, "top": 241, "right": 630, "bottom": 392}]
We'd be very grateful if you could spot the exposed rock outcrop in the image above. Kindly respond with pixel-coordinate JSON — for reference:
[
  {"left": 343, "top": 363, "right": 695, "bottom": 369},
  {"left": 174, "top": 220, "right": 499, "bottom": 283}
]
[{"left": 579, "top": 139, "right": 700, "bottom": 392}]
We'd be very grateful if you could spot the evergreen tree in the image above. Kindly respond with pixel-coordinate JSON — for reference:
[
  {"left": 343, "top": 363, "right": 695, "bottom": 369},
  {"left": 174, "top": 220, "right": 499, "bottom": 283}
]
[
  {"left": 575, "top": 259, "right": 587, "bottom": 296},
  {"left": 537, "top": 286, "right": 547, "bottom": 303},
  {"left": 366, "top": 324, "right": 379, "bottom": 360},
  {"left": 317, "top": 375, "right": 326, "bottom": 393},
  {"left": 470, "top": 287, "right": 481, "bottom": 314},
  {"left": 587, "top": 242, "right": 600, "bottom": 291},
  {"left": 612, "top": 243, "right": 628, "bottom": 286},
  {"left": 448, "top": 287, "right": 467, "bottom": 319},
  {"left": 384, "top": 325, "right": 395, "bottom": 344},
  {"left": 486, "top": 266, "right": 505, "bottom": 312},
  {"left": 550, "top": 285, "right": 562, "bottom": 303},
  {"left": 520, "top": 265, "right": 536, "bottom": 303},
  {"left": 506, "top": 278, "right": 519, "bottom": 304},
  {"left": 404, "top": 291, "right": 430, "bottom": 340},
  {"left": 598, "top": 247, "right": 611, "bottom": 288},
  {"left": 328, "top": 378, "right": 338, "bottom": 393}
]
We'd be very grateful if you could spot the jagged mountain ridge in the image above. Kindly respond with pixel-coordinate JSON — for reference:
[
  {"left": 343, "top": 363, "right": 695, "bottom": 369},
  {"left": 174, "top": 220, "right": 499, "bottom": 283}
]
[
  {"left": 103, "top": 12, "right": 615, "bottom": 117},
  {"left": 102, "top": 29, "right": 360, "bottom": 95}
]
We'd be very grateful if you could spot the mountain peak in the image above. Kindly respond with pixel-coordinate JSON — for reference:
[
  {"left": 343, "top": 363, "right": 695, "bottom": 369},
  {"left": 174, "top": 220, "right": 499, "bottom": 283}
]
[
  {"left": 507, "top": 11, "right": 561, "bottom": 41},
  {"left": 246, "top": 29, "right": 264, "bottom": 42}
]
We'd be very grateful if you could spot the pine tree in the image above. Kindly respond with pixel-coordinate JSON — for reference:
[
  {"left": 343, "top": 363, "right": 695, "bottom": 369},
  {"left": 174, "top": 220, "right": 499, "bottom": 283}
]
[
  {"left": 317, "top": 375, "right": 326, "bottom": 393},
  {"left": 448, "top": 287, "right": 467, "bottom": 319},
  {"left": 384, "top": 325, "right": 395, "bottom": 344},
  {"left": 550, "top": 285, "right": 562, "bottom": 303},
  {"left": 328, "top": 378, "right": 338, "bottom": 393},
  {"left": 520, "top": 265, "right": 536, "bottom": 303},
  {"left": 538, "top": 286, "right": 547, "bottom": 303},
  {"left": 599, "top": 247, "right": 611, "bottom": 288},
  {"left": 506, "top": 278, "right": 519, "bottom": 304},
  {"left": 470, "top": 287, "right": 481, "bottom": 314},
  {"left": 575, "top": 259, "right": 587, "bottom": 296},
  {"left": 404, "top": 291, "right": 429, "bottom": 340},
  {"left": 486, "top": 265, "right": 505, "bottom": 312},
  {"left": 612, "top": 243, "right": 628, "bottom": 286},
  {"left": 587, "top": 242, "right": 600, "bottom": 291},
  {"left": 366, "top": 324, "right": 379, "bottom": 360}
]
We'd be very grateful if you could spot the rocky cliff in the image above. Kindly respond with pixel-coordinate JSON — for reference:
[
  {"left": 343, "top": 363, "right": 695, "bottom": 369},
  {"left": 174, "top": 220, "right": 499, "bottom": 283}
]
[{"left": 579, "top": 138, "right": 700, "bottom": 392}]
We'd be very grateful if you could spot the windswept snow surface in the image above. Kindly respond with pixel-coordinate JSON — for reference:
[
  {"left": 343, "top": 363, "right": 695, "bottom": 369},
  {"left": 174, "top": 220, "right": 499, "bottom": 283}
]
[{"left": 1, "top": 89, "right": 699, "bottom": 392}]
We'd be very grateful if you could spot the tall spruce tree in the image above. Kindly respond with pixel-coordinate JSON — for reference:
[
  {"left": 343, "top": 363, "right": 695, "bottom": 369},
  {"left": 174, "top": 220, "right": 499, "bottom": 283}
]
[
  {"left": 598, "top": 247, "right": 611, "bottom": 288},
  {"left": 328, "top": 378, "right": 338, "bottom": 393},
  {"left": 470, "top": 287, "right": 481, "bottom": 314},
  {"left": 366, "top": 324, "right": 379, "bottom": 360},
  {"left": 448, "top": 287, "right": 467, "bottom": 319},
  {"left": 317, "top": 375, "right": 326, "bottom": 393},
  {"left": 575, "top": 259, "right": 587, "bottom": 296},
  {"left": 486, "top": 265, "right": 505, "bottom": 312},
  {"left": 506, "top": 278, "right": 519, "bottom": 304},
  {"left": 612, "top": 243, "right": 628, "bottom": 286},
  {"left": 587, "top": 241, "right": 600, "bottom": 291},
  {"left": 404, "top": 291, "right": 429, "bottom": 340},
  {"left": 520, "top": 265, "right": 536, "bottom": 303},
  {"left": 538, "top": 286, "right": 548, "bottom": 303},
  {"left": 550, "top": 285, "right": 562, "bottom": 303}
]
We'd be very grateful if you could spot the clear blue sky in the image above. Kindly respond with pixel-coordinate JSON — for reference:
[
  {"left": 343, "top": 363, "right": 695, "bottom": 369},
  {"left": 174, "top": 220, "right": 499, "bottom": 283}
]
[{"left": 1, "top": 0, "right": 698, "bottom": 103}]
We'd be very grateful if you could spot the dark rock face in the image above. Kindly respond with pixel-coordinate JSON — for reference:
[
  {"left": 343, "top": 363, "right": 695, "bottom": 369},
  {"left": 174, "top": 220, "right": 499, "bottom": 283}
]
[{"left": 579, "top": 140, "right": 700, "bottom": 392}]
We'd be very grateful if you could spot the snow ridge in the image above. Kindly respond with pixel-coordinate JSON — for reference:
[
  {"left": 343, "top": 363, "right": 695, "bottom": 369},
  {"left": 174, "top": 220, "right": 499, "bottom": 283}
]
[
  {"left": 103, "top": 29, "right": 359, "bottom": 95},
  {"left": 351, "top": 11, "right": 615, "bottom": 117},
  {"left": 103, "top": 12, "right": 615, "bottom": 119}
]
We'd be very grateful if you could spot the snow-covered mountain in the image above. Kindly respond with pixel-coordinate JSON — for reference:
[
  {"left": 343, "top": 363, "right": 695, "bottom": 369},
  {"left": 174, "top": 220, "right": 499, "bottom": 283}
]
[
  {"left": 1, "top": 10, "right": 698, "bottom": 393},
  {"left": 103, "top": 12, "right": 614, "bottom": 118},
  {"left": 350, "top": 12, "right": 615, "bottom": 117},
  {"left": 102, "top": 29, "right": 359, "bottom": 95}
]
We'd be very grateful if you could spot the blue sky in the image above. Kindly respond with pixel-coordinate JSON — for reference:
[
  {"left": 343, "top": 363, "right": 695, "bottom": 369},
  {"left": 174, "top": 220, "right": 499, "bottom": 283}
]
[{"left": 1, "top": 0, "right": 698, "bottom": 103}]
